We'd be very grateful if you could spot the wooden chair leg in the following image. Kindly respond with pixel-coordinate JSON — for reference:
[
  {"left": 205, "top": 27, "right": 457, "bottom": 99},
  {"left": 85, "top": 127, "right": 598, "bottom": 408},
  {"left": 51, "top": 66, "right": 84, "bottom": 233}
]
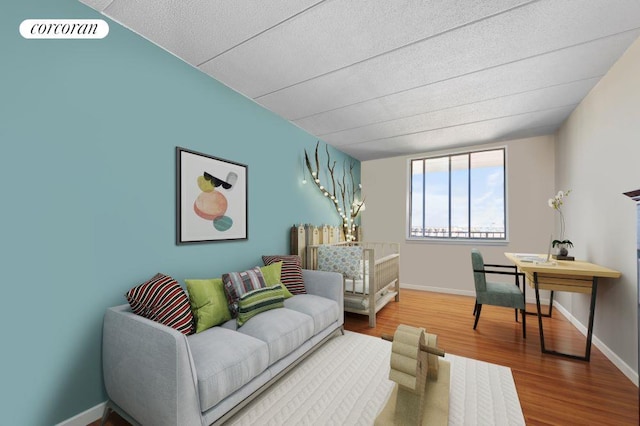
[
  {"left": 473, "top": 304, "right": 482, "bottom": 329},
  {"left": 522, "top": 308, "right": 526, "bottom": 339},
  {"left": 473, "top": 301, "right": 478, "bottom": 316}
]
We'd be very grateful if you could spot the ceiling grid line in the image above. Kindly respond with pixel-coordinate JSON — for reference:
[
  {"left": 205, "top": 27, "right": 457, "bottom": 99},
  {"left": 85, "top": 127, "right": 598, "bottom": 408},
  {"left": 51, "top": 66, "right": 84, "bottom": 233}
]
[
  {"left": 316, "top": 75, "right": 604, "bottom": 138},
  {"left": 196, "top": 0, "right": 328, "bottom": 68},
  {"left": 251, "top": 0, "right": 541, "bottom": 100},
  {"left": 289, "top": 27, "right": 640, "bottom": 124},
  {"left": 338, "top": 103, "right": 579, "bottom": 148},
  {"left": 80, "top": 0, "right": 640, "bottom": 160}
]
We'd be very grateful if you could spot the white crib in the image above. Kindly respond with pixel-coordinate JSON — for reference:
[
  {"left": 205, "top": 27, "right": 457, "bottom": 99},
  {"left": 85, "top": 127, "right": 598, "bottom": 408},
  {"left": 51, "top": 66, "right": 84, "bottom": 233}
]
[{"left": 306, "top": 242, "right": 400, "bottom": 327}]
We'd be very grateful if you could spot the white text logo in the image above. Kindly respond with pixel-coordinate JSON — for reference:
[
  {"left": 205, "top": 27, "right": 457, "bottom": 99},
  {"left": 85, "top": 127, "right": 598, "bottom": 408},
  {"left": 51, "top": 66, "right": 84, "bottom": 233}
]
[{"left": 20, "top": 19, "right": 109, "bottom": 39}]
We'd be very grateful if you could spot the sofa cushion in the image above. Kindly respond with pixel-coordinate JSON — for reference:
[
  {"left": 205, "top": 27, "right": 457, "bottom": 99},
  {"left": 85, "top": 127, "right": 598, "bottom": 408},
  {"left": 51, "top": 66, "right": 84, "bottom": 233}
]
[
  {"left": 284, "top": 294, "right": 340, "bottom": 335},
  {"left": 188, "top": 327, "right": 269, "bottom": 412},
  {"left": 185, "top": 278, "right": 231, "bottom": 333},
  {"left": 125, "top": 273, "right": 194, "bottom": 335},
  {"left": 262, "top": 255, "right": 306, "bottom": 294},
  {"left": 219, "top": 318, "right": 238, "bottom": 331},
  {"left": 222, "top": 267, "right": 267, "bottom": 318},
  {"left": 237, "top": 285, "right": 285, "bottom": 327},
  {"left": 238, "top": 308, "right": 314, "bottom": 364}
]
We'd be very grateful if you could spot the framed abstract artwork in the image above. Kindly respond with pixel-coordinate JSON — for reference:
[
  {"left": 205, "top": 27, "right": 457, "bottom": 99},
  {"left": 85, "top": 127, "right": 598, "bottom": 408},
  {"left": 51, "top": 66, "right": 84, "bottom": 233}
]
[{"left": 176, "top": 147, "right": 248, "bottom": 244}]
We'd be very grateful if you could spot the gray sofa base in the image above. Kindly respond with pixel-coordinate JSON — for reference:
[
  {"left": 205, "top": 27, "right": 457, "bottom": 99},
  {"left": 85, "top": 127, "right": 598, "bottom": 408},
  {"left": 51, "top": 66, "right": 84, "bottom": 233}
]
[
  {"left": 101, "top": 325, "right": 344, "bottom": 426},
  {"left": 210, "top": 325, "right": 343, "bottom": 425}
]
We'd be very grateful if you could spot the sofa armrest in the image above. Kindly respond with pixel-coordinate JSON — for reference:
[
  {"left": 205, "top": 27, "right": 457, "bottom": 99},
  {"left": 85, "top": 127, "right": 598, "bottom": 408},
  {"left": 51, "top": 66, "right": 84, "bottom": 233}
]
[
  {"left": 103, "top": 305, "right": 203, "bottom": 426},
  {"left": 302, "top": 269, "right": 344, "bottom": 323}
]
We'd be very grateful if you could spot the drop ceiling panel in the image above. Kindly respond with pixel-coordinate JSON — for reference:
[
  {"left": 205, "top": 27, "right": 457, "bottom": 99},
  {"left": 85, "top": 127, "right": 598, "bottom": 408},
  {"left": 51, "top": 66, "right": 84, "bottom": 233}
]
[
  {"left": 344, "top": 125, "right": 560, "bottom": 160},
  {"left": 341, "top": 125, "right": 558, "bottom": 161},
  {"left": 102, "top": 0, "right": 322, "bottom": 65},
  {"left": 293, "top": 30, "right": 640, "bottom": 136},
  {"left": 256, "top": 0, "right": 640, "bottom": 120},
  {"left": 323, "top": 78, "right": 594, "bottom": 146},
  {"left": 198, "top": 0, "right": 530, "bottom": 98},
  {"left": 341, "top": 107, "right": 572, "bottom": 160},
  {"left": 80, "top": 0, "right": 640, "bottom": 160}
]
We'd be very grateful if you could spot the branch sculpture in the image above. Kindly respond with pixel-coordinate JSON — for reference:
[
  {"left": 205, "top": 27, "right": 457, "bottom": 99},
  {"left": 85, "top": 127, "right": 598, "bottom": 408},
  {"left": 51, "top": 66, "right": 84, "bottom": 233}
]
[{"left": 304, "top": 141, "right": 365, "bottom": 241}]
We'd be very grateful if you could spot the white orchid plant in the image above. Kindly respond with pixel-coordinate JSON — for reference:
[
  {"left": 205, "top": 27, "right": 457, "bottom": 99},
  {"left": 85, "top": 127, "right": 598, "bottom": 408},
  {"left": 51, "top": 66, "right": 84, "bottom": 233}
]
[{"left": 548, "top": 189, "right": 572, "bottom": 249}]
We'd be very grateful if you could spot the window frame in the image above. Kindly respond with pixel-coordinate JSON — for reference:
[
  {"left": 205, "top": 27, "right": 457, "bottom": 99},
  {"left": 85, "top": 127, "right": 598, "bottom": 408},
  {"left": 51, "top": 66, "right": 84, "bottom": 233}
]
[{"left": 406, "top": 147, "right": 508, "bottom": 244}]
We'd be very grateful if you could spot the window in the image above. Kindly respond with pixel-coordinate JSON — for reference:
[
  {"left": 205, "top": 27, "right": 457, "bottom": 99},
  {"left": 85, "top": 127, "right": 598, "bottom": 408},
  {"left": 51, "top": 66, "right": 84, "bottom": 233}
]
[{"left": 409, "top": 148, "right": 506, "bottom": 240}]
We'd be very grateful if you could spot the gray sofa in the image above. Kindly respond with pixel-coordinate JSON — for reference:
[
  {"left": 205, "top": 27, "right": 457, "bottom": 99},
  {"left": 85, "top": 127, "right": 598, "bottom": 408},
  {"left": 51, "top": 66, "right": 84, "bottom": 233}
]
[{"left": 101, "top": 269, "right": 344, "bottom": 426}]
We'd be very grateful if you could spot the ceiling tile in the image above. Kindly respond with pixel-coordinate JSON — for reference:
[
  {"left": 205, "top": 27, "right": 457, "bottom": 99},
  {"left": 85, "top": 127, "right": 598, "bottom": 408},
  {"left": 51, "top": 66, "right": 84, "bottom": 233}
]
[
  {"left": 323, "top": 78, "right": 594, "bottom": 146},
  {"left": 257, "top": 0, "right": 640, "bottom": 120},
  {"left": 198, "top": 0, "right": 530, "bottom": 98},
  {"left": 341, "top": 106, "right": 573, "bottom": 160},
  {"left": 79, "top": 0, "right": 640, "bottom": 160},
  {"left": 292, "top": 30, "right": 640, "bottom": 136},
  {"left": 102, "top": 0, "right": 322, "bottom": 65}
]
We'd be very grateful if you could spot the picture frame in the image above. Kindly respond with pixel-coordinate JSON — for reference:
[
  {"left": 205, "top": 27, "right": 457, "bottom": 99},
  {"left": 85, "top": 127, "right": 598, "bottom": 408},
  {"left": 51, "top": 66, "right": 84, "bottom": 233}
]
[{"left": 176, "top": 147, "right": 248, "bottom": 244}]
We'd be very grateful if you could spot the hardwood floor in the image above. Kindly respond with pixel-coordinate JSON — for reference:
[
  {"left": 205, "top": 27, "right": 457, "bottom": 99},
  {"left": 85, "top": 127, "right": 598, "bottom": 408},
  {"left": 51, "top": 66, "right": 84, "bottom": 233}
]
[
  {"left": 94, "top": 290, "right": 638, "bottom": 425},
  {"left": 348, "top": 290, "right": 639, "bottom": 426}
]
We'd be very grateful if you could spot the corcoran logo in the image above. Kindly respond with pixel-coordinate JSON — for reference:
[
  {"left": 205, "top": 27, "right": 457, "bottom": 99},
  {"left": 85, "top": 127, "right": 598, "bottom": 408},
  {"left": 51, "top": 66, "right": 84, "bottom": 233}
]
[{"left": 20, "top": 19, "right": 109, "bottom": 39}]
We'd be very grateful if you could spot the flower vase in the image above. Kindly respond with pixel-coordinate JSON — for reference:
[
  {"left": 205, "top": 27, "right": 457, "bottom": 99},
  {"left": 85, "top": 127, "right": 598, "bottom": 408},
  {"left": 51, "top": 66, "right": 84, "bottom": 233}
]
[{"left": 557, "top": 244, "right": 569, "bottom": 257}]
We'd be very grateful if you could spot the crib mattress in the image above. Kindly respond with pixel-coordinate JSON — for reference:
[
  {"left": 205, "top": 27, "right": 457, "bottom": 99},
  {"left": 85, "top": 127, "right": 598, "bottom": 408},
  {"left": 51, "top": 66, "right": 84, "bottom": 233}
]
[
  {"left": 344, "top": 277, "right": 369, "bottom": 295},
  {"left": 344, "top": 276, "right": 400, "bottom": 310}
]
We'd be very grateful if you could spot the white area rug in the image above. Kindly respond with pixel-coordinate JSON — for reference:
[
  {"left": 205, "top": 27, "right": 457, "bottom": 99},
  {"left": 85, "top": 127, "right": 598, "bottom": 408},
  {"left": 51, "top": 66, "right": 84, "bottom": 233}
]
[{"left": 226, "top": 331, "right": 524, "bottom": 425}]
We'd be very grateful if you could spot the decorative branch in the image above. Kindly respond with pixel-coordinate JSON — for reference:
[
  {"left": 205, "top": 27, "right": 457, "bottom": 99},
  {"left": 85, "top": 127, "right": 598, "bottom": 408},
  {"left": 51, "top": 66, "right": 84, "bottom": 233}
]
[{"left": 304, "top": 141, "right": 365, "bottom": 241}]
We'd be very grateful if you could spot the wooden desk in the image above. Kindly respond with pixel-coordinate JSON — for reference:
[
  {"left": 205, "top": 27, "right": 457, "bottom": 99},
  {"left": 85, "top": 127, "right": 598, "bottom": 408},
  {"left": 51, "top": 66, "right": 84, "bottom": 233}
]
[{"left": 505, "top": 253, "right": 621, "bottom": 361}]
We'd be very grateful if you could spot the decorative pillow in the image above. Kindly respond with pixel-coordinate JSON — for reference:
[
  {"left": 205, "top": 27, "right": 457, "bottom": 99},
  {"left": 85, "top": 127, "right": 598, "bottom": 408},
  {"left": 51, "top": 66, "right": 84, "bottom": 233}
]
[
  {"left": 262, "top": 255, "right": 306, "bottom": 294},
  {"left": 222, "top": 267, "right": 267, "bottom": 318},
  {"left": 317, "top": 245, "right": 363, "bottom": 280},
  {"left": 237, "top": 285, "right": 284, "bottom": 327},
  {"left": 125, "top": 273, "right": 195, "bottom": 335},
  {"left": 185, "top": 278, "right": 232, "bottom": 333},
  {"left": 260, "top": 261, "right": 293, "bottom": 299}
]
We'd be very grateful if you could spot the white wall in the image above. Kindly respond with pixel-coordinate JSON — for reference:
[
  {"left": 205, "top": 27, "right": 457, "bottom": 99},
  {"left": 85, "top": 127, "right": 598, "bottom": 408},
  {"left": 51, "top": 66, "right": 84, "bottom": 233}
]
[
  {"left": 554, "top": 36, "right": 640, "bottom": 375},
  {"left": 361, "top": 136, "right": 555, "bottom": 295}
]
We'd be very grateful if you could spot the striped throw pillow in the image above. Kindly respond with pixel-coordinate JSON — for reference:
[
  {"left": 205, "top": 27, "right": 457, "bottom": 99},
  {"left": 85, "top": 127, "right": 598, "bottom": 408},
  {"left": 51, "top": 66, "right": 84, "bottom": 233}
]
[
  {"left": 262, "top": 255, "right": 306, "bottom": 295},
  {"left": 222, "top": 267, "right": 267, "bottom": 318},
  {"left": 237, "top": 285, "right": 284, "bottom": 327},
  {"left": 125, "top": 273, "right": 195, "bottom": 335}
]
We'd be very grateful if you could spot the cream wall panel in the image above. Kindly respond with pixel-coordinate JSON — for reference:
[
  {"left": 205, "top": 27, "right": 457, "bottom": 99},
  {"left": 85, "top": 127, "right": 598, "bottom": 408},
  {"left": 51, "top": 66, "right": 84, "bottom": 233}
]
[
  {"left": 555, "top": 37, "right": 640, "bottom": 374},
  {"left": 361, "top": 135, "right": 555, "bottom": 295}
]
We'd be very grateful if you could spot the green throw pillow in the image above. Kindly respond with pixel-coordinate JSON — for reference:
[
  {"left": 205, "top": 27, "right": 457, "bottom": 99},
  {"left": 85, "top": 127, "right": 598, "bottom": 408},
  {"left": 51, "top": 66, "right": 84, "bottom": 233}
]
[
  {"left": 185, "top": 278, "right": 232, "bottom": 333},
  {"left": 237, "top": 285, "right": 284, "bottom": 327},
  {"left": 260, "top": 262, "right": 293, "bottom": 299}
]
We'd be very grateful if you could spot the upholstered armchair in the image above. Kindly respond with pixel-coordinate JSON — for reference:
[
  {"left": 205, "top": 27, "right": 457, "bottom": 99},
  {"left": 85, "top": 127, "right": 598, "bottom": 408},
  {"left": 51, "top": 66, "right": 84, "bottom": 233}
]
[{"left": 471, "top": 249, "right": 526, "bottom": 338}]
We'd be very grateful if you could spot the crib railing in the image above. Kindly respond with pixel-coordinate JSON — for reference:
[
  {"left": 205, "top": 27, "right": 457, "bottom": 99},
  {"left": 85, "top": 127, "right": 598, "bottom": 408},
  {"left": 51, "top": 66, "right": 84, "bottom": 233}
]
[{"left": 305, "top": 241, "right": 400, "bottom": 269}]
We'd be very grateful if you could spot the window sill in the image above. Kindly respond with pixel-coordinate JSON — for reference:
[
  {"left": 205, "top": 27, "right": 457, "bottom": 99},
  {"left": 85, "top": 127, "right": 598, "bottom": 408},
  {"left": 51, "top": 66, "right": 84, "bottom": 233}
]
[{"left": 405, "top": 237, "right": 509, "bottom": 246}]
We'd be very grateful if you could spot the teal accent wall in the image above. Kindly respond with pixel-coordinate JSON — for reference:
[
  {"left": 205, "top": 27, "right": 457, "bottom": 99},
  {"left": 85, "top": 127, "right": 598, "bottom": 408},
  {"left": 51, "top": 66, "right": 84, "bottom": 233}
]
[{"left": 1, "top": 1, "right": 360, "bottom": 424}]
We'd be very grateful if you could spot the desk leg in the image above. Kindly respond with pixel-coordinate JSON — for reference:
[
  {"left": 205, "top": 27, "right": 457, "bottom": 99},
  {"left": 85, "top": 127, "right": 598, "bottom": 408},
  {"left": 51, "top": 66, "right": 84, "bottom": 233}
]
[
  {"left": 534, "top": 273, "right": 597, "bottom": 362},
  {"left": 584, "top": 277, "right": 598, "bottom": 362},
  {"left": 533, "top": 272, "right": 546, "bottom": 352},
  {"left": 525, "top": 273, "right": 553, "bottom": 317}
]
